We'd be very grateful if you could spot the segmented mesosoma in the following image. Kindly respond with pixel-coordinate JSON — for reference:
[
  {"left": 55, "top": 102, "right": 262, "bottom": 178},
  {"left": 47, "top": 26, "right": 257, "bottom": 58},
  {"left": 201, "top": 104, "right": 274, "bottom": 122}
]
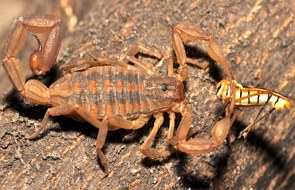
[{"left": 51, "top": 65, "right": 183, "bottom": 121}]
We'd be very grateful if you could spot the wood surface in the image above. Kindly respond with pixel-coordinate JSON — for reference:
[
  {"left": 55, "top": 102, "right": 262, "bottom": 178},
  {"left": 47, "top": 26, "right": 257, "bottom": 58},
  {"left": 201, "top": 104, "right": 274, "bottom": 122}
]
[{"left": 0, "top": 1, "right": 294, "bottom": 189}]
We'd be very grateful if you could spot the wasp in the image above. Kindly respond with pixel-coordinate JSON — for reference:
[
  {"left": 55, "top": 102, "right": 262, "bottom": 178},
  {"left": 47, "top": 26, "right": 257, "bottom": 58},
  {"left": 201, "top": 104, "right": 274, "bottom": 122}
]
[{"left": 216, "top": 79, "right": 292, "bottom": 138}]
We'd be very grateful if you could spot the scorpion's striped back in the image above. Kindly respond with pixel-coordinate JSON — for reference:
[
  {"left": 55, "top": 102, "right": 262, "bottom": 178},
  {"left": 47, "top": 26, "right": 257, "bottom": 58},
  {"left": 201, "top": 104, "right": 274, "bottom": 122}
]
[
  {"left": 76, "top": 66, "right": 146, "bottom": 119},
  {"left": 49, "top": 65, "right": 184, "bottom": 120}
]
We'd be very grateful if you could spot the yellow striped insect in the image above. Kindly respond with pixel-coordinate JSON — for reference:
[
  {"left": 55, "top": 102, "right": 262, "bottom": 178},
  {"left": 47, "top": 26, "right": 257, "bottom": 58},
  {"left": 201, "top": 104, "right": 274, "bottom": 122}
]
[{"left": 216, "top": 79, "right": 292, "bottom": 138}]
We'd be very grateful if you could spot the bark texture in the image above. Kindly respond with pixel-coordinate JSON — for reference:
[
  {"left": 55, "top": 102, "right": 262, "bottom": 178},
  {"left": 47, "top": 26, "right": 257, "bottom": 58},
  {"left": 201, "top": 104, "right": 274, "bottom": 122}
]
[{"left": 0, "top": 1, "right": 294, "bottom": 189}]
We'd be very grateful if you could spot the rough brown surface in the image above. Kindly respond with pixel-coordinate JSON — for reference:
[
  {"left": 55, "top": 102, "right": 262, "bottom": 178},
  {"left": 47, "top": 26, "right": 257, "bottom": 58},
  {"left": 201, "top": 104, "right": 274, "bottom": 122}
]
[{"left": 0, "top": 1, "right": 294, "bottom": 189}]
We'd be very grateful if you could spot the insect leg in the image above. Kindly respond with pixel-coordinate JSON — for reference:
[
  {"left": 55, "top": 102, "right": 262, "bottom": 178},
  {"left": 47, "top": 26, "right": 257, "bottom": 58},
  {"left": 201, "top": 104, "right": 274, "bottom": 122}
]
[
  {"left": 239, "top": 108, "right": 276, "bottom": 138},
  {"left": 239, "top": 92, "right": 274, "bottom": 138}
]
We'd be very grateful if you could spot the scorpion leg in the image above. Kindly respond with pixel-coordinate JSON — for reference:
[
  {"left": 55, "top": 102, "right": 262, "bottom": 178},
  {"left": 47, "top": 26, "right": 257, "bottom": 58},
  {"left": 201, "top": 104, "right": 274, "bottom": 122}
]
[
  {"left": 26, "top": 104, "right": 105, "bottom": 139},
  {"left": 59, "top": 57, "right": 141, "bottom": 72},
  {"left": 95, "top": 117, "right": 109, "bottom": 178},
  {"left": 91, "top": 115, "right": 148, "bottom": 177},
  {"left": 61, "top": 45, "right": 164, "bottom": 74},
  {"left": 26, "top": 104, "right": 110, "bottom": 176},
  {"left": 126, "top": 44, "right": 163, "bottom": 74},
  {"left": 169, "top": 104, "right": 193, "bottom": 147},
  {"left": 97, "top": 114, "right": 172, "bottom": 159},
  {"left": 127, "top": 44, "right": 163, "bottom": 60},
  {"left": 167, "top": 112, "right": 176, "bottom": 140},
  {"left": 26, "top": 104, "right": 76, "bottom": 139},
  {"left": 140, "top": 113, "right": 172, "bottom": 159}
]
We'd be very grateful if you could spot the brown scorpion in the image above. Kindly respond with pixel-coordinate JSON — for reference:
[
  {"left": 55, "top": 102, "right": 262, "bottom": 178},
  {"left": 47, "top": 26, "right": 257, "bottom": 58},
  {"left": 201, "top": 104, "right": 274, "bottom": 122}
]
[{"left": 2, "top": 15, "right": 236, "bottom": 176}]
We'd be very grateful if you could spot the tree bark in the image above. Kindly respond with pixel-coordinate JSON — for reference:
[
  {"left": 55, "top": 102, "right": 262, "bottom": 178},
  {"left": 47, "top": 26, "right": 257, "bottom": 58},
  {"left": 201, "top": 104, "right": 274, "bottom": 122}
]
[{"left": 0, "top": 1, "right": 294, "bottom": 189}]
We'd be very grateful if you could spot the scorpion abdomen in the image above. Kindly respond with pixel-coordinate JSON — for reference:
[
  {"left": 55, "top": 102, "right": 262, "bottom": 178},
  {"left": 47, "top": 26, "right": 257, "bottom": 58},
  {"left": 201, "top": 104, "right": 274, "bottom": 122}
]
[
  {"left": 51, "top": 66, "right": 147, "bottom": 119},
  {"left": 49, "top": 65, "right": 183, "bottom": 120}
]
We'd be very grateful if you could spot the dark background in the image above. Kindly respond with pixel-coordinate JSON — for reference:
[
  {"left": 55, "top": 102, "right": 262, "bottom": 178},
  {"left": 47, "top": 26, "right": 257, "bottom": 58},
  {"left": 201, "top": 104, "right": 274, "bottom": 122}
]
[{"left": 0, "top": 1, "right": 294, "bottom": 189}]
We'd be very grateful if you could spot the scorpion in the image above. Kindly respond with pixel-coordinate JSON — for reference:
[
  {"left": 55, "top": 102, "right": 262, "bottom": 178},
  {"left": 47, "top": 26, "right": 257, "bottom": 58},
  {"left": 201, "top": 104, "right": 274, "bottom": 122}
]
[{"left": 2, "top": 15, "right": 237, "bottom": 176}]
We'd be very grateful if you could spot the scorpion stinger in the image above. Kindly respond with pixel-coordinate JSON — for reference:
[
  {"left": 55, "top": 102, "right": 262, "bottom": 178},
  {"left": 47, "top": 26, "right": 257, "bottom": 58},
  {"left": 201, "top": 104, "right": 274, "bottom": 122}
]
[{"left": 2, "top": 15, "right": 62, "bottom": 92}]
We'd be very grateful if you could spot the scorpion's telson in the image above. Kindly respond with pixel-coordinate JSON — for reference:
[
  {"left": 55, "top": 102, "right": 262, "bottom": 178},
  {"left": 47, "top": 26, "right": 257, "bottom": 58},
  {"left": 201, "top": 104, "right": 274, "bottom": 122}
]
[{"left": 216, "top": 79, "right": 292, "bottom": 110}]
